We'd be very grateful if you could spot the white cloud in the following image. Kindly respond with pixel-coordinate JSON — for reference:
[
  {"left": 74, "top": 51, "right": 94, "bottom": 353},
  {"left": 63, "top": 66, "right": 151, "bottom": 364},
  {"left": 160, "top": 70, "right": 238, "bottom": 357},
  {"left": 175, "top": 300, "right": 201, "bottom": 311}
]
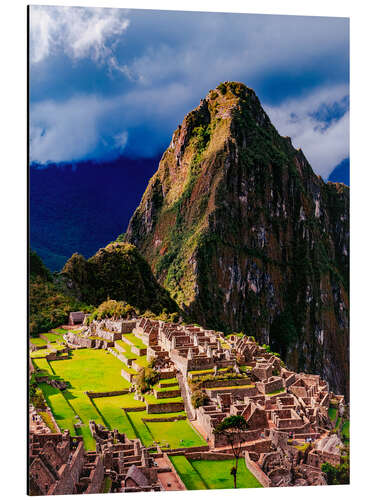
[
  {"left": 29, "top": 6, "right": 129, "bottom": 65},
  {"left": 113, "top": 131, "right": 128, "bottom": 151},
  {"left": 30, "top": 95, "right": 108, "bottom": 163},
  {"left": 265, "top": 85, "right": 349, "bottom": 178}
]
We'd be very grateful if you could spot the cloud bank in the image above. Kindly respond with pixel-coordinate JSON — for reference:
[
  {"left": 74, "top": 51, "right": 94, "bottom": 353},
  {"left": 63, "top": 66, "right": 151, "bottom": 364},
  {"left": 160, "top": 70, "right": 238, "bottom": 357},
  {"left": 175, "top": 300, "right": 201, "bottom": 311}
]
[
  {"left": 29, "top": 6, "right": 349, "bottom": 177},
  {"left": 265, "top": 85, "right": 349, "bottom": 178}
]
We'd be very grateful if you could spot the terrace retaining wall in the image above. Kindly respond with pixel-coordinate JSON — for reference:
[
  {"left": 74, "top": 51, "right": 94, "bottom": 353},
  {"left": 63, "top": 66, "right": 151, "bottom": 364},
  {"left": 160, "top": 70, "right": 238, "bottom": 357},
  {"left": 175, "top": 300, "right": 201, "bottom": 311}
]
[
  {"left": 146, "top": 402, "right": 185, "bottom": 414},
  {"left": 244, "top": 452, "right": 271, "bottom": 487},
  {"left": 86, "top": 390, "right": 130, "bottom": 398}
]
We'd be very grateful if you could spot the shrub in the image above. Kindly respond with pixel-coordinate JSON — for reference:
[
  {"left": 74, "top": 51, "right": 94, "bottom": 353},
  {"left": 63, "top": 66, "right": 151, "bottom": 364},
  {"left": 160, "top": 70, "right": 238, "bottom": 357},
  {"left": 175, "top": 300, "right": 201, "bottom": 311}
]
[
  {"left": 217, "top": 82, "right": 227, "bottom": 94},
  {"left": 135, "top": 366, "right": 160, "bottom": 393},
  {"left": 191, "top": 390, "right": 210, "bottom": 408}
]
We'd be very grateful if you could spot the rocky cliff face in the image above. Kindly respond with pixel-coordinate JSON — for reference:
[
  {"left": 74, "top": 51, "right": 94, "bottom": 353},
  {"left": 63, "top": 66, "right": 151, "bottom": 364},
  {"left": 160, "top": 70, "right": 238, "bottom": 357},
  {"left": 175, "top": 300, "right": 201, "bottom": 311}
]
[{"left": 125, "top": 82, "right": 349, "bottom": 397}]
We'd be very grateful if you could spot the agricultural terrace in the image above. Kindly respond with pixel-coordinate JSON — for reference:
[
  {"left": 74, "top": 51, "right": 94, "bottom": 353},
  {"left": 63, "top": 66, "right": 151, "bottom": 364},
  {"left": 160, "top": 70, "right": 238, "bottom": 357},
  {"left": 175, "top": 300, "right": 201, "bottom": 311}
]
[
  {"left": 170, "top": 456, "right": 262, "bottom": 489},
  {"left": 32, "top": 346, "right": 204, "bottom": 451},
  {"left": 33, "top": 349, "right": 131, "bottom": 450}
]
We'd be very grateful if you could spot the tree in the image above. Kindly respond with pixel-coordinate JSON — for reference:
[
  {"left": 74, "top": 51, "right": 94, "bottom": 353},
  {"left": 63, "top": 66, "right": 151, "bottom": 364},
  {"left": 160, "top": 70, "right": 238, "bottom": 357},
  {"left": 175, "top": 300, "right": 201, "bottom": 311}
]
[{"left": 214, "top": 415, "right": 248, "bottom": 488}]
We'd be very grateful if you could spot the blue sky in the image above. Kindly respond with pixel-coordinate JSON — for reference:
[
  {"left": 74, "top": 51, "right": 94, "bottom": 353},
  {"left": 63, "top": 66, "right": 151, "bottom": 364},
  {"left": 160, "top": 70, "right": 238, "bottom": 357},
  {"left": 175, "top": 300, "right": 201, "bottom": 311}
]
[{"left": 29, "top": 5, "right": 349, "bottom": 179}]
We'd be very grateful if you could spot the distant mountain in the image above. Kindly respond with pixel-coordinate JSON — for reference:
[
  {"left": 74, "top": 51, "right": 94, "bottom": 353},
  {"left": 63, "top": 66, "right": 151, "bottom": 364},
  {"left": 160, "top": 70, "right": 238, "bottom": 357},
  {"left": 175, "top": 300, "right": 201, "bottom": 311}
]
[
  {"left": 328, "top": 158, "right": 349, "bottom": 186},
  {"left": 29, "top": 156, "right": 161, "bottom": 271},
  {"left": 125, "top": 81, "right": 349, "bottom": 397}
]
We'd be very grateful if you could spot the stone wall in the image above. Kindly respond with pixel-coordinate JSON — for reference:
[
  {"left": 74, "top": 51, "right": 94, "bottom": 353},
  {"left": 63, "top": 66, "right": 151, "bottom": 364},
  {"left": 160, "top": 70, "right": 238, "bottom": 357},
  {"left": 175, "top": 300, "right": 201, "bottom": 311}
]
[
  {"left": 86, "top": 389, "right": 129, "bottom": 398},
  {"left": 256, "top": 377, "right": 283, "bottom": 394},
  {"left": 154, "top": 389, "right": 181, "bottom": 399},
  {"left": 202, "top": 377, "right": 253, "bottom": 388},
  {"left": 121, "top": 369, "right": 136, "bottom": 383},
  {"left": 244, "top": 452, "right": 271, "bottom": 487},
  {"left": 85, "top": 455, "right": 104, "bottom": 494},
  {"left": 206, "top": 386, "right": 258, "bottom": 399},
  {"left": 146, "top": 401, "right": 185, "bottom": 414}
]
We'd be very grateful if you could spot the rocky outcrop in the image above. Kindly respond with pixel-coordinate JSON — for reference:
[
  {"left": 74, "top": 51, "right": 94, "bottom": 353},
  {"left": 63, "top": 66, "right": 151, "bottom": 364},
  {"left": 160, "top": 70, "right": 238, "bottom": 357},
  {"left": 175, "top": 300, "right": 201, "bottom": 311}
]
[{"left": 125, "top": 82, "right": 349, "bottom": 398}]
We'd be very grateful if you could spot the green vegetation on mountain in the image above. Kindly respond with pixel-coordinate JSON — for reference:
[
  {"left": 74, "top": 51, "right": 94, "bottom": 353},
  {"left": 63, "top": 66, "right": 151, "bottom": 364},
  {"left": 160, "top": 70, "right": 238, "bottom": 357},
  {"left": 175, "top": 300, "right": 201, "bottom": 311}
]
[
  {"left": 60, "top": 242, "right": 180, "bottom": 316},
  {"left": 29, "top": 249, "right": 91, "bottom": 335}
]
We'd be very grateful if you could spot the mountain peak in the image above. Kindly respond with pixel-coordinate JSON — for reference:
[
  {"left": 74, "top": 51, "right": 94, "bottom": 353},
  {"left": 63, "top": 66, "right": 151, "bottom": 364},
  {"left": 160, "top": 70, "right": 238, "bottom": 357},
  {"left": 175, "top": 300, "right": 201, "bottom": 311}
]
[{"left": 125, "top": 83, "right": 349, "bottom": 397}]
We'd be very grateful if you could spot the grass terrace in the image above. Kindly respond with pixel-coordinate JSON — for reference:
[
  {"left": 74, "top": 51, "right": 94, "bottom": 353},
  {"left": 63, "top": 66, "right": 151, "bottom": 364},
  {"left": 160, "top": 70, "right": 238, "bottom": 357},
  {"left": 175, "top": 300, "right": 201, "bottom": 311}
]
[
  {"left": 52, "top": 328, "right": 68, "bottom": 334},
  {"left": 115, "top": 340, "right": 136, "bottom": 357},
  {"left": 31, "top": 348, "right": 57, "bottom": 358},
  {"left": 42, "top": 332, "right": 65, "bottom": 342},
  {"left": 144, "top": 393, "right": 183, "bottom": 405},
  {"left": 122, "top": 333, "right": 147, "bottom": 350},
  {"left": 170, "top": 456, "right": 263, "bottom": 489},
  {"left": 342, "top": 420, "right": 349, "bottom": 443},
  {"left": 156, "top": 384, "right": 180, "bottom": 393},
  {"left": 159, "top": 378, "right": 178, "bottom": 386},
  {"left": 328, "top": 407, "right": 338, "bottom": 423},
  {"left": 93, "top": 394, "right": 145, "bottom": 436},
  {"left": 146, "top": 419, "right": 206, "bottom": 449},
  {"left": 32, "top": 358, "right": 53, "bottom": 373},
  {"left": 49, "top": 349, "right": 130, "bottom": 391},
  {"left": 169, "top": 456, "right": 207, "bottom": 490},
  {"left": 39, "top": 410, "right": 59, "bottom": 432},
  {"left": 266, "top": 388, "right": 285, "bottom": 396},
  {"left": 39, "top": 382, "right": 77, "bottom": 435},
  {"left": 133, "top": 355, "right": 149, "bottom": 369},
  {"left": 36, "top": 349, "right": 131, "bottom": 449},
  {"left": 30, "top": 337, "right": 48, "bottom": 347},
  {"left": 123, "top": 410, "right": 205, "bottom": 449},
  {"left": 188, "top": 368, "right": 229, "bottom": 377}
]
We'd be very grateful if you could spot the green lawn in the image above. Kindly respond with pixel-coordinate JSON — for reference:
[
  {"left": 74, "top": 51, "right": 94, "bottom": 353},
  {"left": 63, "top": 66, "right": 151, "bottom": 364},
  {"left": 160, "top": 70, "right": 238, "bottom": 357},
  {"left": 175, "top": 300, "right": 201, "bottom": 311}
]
[
  {"left": 39, "top": 410, "right": 58, "bottom": 432},
  {"left": 30, "top": 337, "right": 48, "bottom": 346},
  {"left": 342, "top": 420, "right": 349, "bottom": 440},
  {"left": 39, "top": 382, "right": 76, "bottom": 435},
  {"left": 156, "top": 384, "right": 181, "bottom": 393},
  {"left": 132, "top": 355, "right": 149, "bottom": 369},
  {"left": 32, "top": 358, "right": 53, "bottom": 373},
  {"left": 42, "top": 332, "right": 65, "bottom": 342},
  {"left": 52, "top": 328, "right": 68, "bottom": 334},
  {"left": 123, "top": 333, "right": 147, "bottom": 349},
  {"left": 75, "top": 424, "right": 97, "bottom": 451},
  {"left": 328, "top": 407, "right": 338, "bottom": 423},
  {"left": 169, "top": 456, "right": 208, "bottom": 490},
  {"left": 146, "top": 419, "right": 206, "bottom": 449},
  {"left": 115, "top": 340, "right": 136, "bottom": 357},
  {"left": 50, "top": 349, "right": 130, "bottom": 392},
  {"left": 144, "top": 393, "right": 183, "bottom": 405},
  {"left": 191, "top": 459, "right": 262, "bottom": 489},
  {"left": 31, "top": 348, "right": 54, "bottom": 358},
  {"left": 93, "top": 394, "right": 145, "bottom": 436},
  {"left": 126, "top": 411, "right": 187, "bottom": 447},
  {"left": 171, "top": 457, "right": 262, "bottom": 490},
  {"left": 159, "top": 378, "right": 178, "bottom": 386},
  {"left": 39, "top": 349, "right": 132, "bottom": 449}
]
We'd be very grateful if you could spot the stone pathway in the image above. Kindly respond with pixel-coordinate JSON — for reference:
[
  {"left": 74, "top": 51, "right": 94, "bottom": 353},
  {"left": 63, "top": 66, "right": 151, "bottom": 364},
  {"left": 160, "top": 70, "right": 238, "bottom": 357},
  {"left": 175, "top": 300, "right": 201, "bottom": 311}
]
[
  {"left": 176, "top": 372, "right": 194, "bottom": 421},
  {"left": 155, "top": 456, "right": 186, "bottom": 491}
]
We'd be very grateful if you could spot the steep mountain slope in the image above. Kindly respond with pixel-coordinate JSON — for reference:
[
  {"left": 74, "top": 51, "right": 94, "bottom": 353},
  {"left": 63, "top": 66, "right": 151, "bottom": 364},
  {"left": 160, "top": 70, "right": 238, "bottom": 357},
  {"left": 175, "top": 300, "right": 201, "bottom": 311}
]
[
  {"left": 125, "top": 82, "right": 349, "bottom": 397},
  {"left": 60, "top": 242, "right": 180, "bottom": 316}
]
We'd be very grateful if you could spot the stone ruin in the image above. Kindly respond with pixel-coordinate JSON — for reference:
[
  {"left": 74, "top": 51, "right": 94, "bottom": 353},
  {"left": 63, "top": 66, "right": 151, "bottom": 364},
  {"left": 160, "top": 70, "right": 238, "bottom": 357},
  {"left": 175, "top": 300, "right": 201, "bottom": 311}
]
[
  {"left": 29, "top": 424, "right": 162, "bottom": 495},
  {"left": 31, "top": 314, "right": 348, "bottom": 491}
]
